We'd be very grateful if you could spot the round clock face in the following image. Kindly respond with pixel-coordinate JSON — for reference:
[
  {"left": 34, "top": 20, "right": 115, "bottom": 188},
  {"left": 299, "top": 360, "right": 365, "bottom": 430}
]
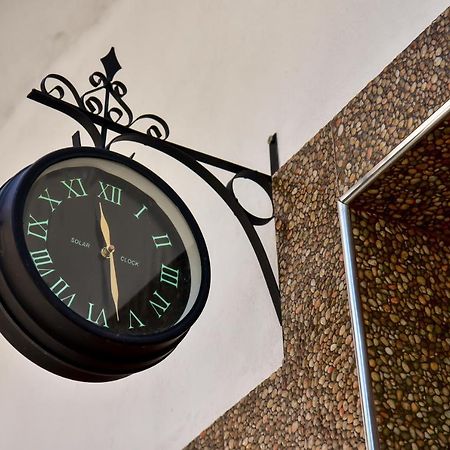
[{"left": 21, "top": 155, "right": 205, "bottom": 337}]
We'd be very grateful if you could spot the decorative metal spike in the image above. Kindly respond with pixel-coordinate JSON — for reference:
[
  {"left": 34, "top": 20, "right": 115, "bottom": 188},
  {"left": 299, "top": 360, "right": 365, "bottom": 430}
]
[{"left": 101, "top": 47, "right": 122, "bottom": 81}]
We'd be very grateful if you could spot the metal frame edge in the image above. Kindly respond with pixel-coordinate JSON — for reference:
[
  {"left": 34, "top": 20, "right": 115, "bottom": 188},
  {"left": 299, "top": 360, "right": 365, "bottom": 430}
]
[
  {"left": 340, "top": 99, "right": 450, "bottom": 204},
  {"left": 337, "top": 99, "right": 450, "bottom": 449},
  {"left": 338, "top": 201, "right": 380, "bottom": 450}
]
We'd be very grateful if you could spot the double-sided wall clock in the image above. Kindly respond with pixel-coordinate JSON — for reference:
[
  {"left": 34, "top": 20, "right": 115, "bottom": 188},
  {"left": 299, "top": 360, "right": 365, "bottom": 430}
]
[
  {"left": 0, "top": 147, "right": 210, "bottom": 381},
  {"left": 0, "top": 48, "right": 280, "bottom": 382}
]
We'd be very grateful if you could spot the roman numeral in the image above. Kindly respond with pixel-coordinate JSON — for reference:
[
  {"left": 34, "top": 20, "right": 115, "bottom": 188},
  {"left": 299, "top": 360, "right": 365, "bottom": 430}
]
[
  {"left": 27, "top": 215, "right": 49, "bottom": 241},
  {"left": 50, "top": 277, "right": 76, "bottom": 307},
  {"left": 160, "top": 264, "right": 179, "bottom": 288},
  {"left": 129, "top": 310, "right": 145, "bottom": 329},
  {"left": 87, "top": 302, "right": 109, "bottom": 328},
  {"left": 149, "top": 291, "right": 171, "bottom": 318},
  {"left": 98, "top": 181, "right": 122, "bottom": 205},
  {"left": 61, "top": 178, "right": 88, "bottom": 198},
  {"left": 38, "top": 188, "right": 62, "bottom": 212},
  {"left": 152, "top": 234, "right": 172, "bottom": 248},
  {"left": 29, "top": 249, "right": 54, "bottom": 278},
  {"left": 134, "top": 205, "right": 148, "bottom": 219}
]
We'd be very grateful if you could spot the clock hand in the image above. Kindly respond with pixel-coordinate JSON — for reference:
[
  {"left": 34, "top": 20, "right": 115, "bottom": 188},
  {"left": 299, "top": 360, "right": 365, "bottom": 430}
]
[
  {"left": 109, "top": 250, "right": 119, "bottom": 321},
  {"left": 99, "top": 202, "right": 120, "bottom": 321}
]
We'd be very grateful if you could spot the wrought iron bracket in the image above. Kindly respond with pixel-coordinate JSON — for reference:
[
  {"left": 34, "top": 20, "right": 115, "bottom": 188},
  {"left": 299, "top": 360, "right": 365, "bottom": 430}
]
[{"left": 27, "top": 47, "right": 281, "bottom": 324}]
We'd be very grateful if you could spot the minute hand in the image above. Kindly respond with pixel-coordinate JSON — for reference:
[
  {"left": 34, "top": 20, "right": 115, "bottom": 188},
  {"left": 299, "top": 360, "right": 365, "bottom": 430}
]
[{"left": 99, "top": 202, "right": 120, "bottom": 321}]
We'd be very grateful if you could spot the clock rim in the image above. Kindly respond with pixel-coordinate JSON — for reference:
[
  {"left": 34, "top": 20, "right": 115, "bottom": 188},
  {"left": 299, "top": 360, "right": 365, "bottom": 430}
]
[{"left": 9, "top": 146, "right": 211, "bottom": 346}]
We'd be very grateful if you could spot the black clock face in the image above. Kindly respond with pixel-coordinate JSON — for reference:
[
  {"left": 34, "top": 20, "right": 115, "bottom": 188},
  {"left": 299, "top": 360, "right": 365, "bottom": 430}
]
[{"left": 22, "top": 157, "right": 203, "bottom": 337}]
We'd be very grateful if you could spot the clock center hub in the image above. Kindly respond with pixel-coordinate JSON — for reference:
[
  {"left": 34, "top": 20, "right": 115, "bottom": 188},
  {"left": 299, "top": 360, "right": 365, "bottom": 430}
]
[{"left": 101, "top": 244, "right": 116, "bottom": 259}]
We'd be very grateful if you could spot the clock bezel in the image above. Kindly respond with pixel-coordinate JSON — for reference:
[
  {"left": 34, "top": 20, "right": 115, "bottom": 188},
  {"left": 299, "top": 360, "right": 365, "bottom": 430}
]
[{"left": 0, "top": 147, "right": 210, "bottom": 355}]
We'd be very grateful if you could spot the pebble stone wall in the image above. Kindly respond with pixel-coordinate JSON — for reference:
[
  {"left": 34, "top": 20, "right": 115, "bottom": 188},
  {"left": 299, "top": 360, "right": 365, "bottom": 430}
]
[
  {"left": 186, "top": 8, "right": 449, "bottom": 449},
  {"left": 350, "top": 116, "right": 449, "bottom": 449},
  {"left": 352, "top": 213, "right": 449, "bottom": 449},
  {"left": 351, "top": 117, "right": 450, "bottom": 242}
]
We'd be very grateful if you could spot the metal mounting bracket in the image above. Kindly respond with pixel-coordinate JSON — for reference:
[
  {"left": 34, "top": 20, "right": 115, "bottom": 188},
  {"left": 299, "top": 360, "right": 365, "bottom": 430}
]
[{"left": 27, "top": 47, "right": 281, "bottom": 324}]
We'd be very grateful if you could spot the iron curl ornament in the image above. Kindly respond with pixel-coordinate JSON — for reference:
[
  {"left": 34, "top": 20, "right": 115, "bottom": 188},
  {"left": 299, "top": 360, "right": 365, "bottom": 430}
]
[
  {"left": 37, "top": 48, "right": 170, "bottom": 146},
  {"left": 28, "top": 47, "right": 281, "bottom": 324}
]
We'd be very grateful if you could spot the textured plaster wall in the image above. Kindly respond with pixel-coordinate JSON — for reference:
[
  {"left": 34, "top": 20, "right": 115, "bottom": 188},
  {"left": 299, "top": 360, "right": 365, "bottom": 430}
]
[{"left": 187, "top": 8, "right": 449, "bottom": 449}]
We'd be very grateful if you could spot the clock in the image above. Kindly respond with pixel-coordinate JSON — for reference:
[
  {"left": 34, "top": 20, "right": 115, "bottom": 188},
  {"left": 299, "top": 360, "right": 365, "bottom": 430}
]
[{"left": 0, "top": 147, "right": 210, "bottom": 381}]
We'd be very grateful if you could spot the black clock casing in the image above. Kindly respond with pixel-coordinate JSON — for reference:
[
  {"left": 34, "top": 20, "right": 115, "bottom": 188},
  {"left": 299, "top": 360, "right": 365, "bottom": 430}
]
[{"left": 0, "top": 147, "right": 210, "bottom": 382}]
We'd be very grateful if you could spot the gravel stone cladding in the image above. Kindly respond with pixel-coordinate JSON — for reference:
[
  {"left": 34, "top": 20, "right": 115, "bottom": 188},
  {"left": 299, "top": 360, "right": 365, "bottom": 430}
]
[
  {"left": 186, "top": 8, "right": 449, "bottom": 449},
  {"left": 350, "top": 115, "right": 450, "bottom": 449}
]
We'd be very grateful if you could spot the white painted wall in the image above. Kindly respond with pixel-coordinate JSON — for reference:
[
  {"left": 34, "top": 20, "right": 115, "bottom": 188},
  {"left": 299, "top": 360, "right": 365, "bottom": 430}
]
[{"left": 0, "top": 1, "right": 447, "bottom": 449}]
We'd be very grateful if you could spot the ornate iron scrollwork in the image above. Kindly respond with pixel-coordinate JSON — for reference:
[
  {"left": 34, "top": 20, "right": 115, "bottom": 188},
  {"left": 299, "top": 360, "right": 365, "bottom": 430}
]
[
  {"left": 27, "top": 47, "right": 281, "bottom": 324},
  {"left": 38, "top": 48, "right": 170, "bottom": 144}
]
